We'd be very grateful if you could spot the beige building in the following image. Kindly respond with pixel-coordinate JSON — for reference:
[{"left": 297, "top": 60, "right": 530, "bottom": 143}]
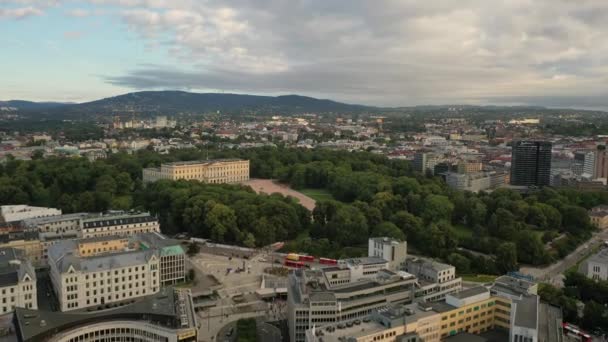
[
  {"left": 142, "top": 159, "right": 250, "bottom": 184},
  {"left": 307, "top": 276, "right": 554, "bottom": 342},
  {"left": 590, "top": 205, "right": 608, "bottom": 230}
]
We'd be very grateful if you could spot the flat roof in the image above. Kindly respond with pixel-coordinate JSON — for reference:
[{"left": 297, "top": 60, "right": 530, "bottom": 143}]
[
  {"left": 512, "top": 295, "right": 538, "bottom": 330},
  {"left": 449, "top": 286, "right": 489, "bottom": 300}
]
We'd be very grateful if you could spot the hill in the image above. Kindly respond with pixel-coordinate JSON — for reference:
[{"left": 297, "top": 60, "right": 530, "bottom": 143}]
[
  {"left": 0, "top": 100, "right": 70, "bottom": 111},
  {"left": 39, "top": 91, "right": 375, "bottom": 117}
]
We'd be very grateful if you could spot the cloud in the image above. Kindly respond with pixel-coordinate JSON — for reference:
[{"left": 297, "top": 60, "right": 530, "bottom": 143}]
[
  {"left": 63, "top": 30, "right": 84, "bottom": 39},
  {"left": 4, "top": 0, "right": 608, "bottom": 107},
  {"left": 0, "top": 6, "right": 43, "bottom": 19},
  {"left": 66, "top": 8, "right": 90, "bottom": 17}
]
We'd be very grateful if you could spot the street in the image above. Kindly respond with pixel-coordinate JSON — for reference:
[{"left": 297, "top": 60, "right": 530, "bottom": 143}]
[{"left": 520, "top": 229, "right": 608, "bottom": 286}]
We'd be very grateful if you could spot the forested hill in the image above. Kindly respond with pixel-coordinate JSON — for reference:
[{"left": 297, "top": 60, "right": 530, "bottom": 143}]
[{"left": 31, "top": 91, "right": 375, "bottom": 116}]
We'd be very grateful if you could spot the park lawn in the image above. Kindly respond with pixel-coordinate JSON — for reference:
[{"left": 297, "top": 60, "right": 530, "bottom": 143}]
[
  {"left": 300, "top": 188, "right": 336, "bottom": 202},
  {"left": 461, "top": 274, "right": 499, "bottom": 283},
  {"left": 453, "top": 225, "right": 474, "bottom": 240}
]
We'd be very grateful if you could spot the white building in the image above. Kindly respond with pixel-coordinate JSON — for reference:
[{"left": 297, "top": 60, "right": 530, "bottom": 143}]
[
  {"left": 80, "top": 211, "right": 160, "bottom": 238},
  {"left": 0, "top": 205, "right": 61, "bottom": 223},
  {"left": 368, "top": 237, "right": 407, "bottom": 271},
  {"left": 579, "top": 248, "right": 608, "bottom": 281},
  {"left": 0, "top": 247, "right": 37, "bottom": 313},
  {"left": 48, "top": 236, "right": 161, "bottom": 312}
]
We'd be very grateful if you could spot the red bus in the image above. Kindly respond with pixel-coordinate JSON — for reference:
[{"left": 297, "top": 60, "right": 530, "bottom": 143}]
[
  {"left": 562, "top": 323, "right": 591, "bottom": 342},
  {"left": 299, "top": 255, "right": 315, "bottom": 262},
  {"left": 284, "top": 260, "right": 305, "bottom": 268},
  {"left": 319, "top": 258, "right": 337, "bottom": 265}
]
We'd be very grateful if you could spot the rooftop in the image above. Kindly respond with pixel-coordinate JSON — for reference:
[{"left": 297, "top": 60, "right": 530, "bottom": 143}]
[
  {"left": 14, "top": 288, "right": 196, "bottom": 342},
  {"left": 161, "top": 158, "right": 246, "bottom": 166},
  {"left": 512, "top": 295, "right": 539, "bottom": 330},
  {"left": 449, "top": 286, "right": 489, "bottom": 300},
  {"left": 588, "top": 248, "right": 608, "bottom": 264}
]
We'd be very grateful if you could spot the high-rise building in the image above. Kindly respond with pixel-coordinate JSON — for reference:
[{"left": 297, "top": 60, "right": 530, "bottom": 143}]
[
  {"left": 413, "top": 152, "right": 440, "bottom": 175},
  {"left": 595, "top": 145, "right": 608, "bottom": 179},
  {"left": 510, "top": 141, "right": 552, "bottom": 187}
]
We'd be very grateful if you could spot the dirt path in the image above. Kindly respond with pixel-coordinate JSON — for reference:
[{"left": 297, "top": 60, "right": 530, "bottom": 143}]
[{"left": 242, "top": 179, "right": 316, "bottom": 211}]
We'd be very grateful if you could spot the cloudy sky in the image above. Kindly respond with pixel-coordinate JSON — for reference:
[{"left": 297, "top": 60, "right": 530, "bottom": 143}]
[{"left": 1, "top": 0, "right": 607, "bottom": 108}]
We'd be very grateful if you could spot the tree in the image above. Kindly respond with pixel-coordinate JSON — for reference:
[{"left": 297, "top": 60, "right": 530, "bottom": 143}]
[
  {"left": 495, "top": 242, "right": 518, "bottom": 273},
  {"left": 582, "top": 301, "right": 608, "bottom": 331},
  {"left": 95, "top": 175, "right": 117, "bottom": 195},
  {"left": 186, "top": 242, "right": 200, "bottom": 257},
  {"left": 422, "top": 195, "right": 454, "bottom": 222},
  {"left": 372, "top": 222, "right": 406, "bottom": 241},
  {"left": 447, "top": 253, "right": 471, "bottom": 274},
  {"left": 327, "top": 205, "right": 369, "bottom": 246},
  {"left": 205, "top": 202, "right": 238, "bottom": 243}
]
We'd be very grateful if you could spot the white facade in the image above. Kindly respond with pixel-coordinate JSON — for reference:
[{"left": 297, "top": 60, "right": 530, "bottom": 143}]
[
  {"left": 80, "top": 212, "right": 160, "bottom": 238},
  {"left": 0, "top": 205, "right": 61, "bottom": 223},
  {"left": 368, "top": 237, "right": 407, "bottom": 271},
  {"left": 48, "top": 241, "right": 161, "bottom": 312},
  {"left": 580, "top": 248, "right": 608, "bottom": 281},
  {"left": 0, "top": 248, "right": 37, "bottom": 313}
]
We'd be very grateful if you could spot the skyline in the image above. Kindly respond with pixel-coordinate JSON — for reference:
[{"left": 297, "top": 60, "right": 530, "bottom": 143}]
[{"left": 2, "top": 1, "right": 608, "bottom": 109}]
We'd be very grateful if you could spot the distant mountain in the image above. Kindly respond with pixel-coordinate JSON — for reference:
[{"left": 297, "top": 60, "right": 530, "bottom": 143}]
[
  {"left": 0, "top": 100, "right": 70, "bottom": 111},
  {"left": 47, "top": 91, "right": 376, "bottom": 116}
]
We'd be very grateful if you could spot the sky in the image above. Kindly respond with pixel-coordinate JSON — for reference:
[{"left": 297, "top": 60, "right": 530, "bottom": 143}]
[{"left": 1, "top": 0, "right": 607, "bottom": 108}]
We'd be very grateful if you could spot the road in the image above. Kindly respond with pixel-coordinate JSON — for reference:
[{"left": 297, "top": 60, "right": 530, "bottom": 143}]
[{"left": 520, "top": 229, "right": 608, "bottom": 287}]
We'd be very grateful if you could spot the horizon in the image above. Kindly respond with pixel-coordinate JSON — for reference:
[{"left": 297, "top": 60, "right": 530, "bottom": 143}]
[{"left": 2, "top": 1, "right": 608, "bottom": 109}]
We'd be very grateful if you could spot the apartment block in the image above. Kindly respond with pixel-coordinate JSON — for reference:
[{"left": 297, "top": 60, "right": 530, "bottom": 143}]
[
  {"left": 48, "top": 236, "right": 162, "bottom": 312},
  {"left": 80, "top": 211, "right": 160, "bottom": 238},
  {"left": 142, "top": 159, "right": 250, "bottom": 184},
  {"left": 0, "top": 225, "right": 43, "bottom": 265},
  {"left": 405, "top": 257, "right": 462, "bottom": 302},
  {"left": 0, "top": 248, "right": 37, "bottom": 314},
  {"left": 0, "top": 205, "right": 61, "bottom": 223}
]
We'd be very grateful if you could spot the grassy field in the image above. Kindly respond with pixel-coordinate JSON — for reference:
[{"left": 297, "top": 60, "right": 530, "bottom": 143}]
[
  {"left": 300, "top": 188, "right": 336, "bottom": 202},
  {"left": 461, "top": 274, "right": 499, "bottom": 283}
]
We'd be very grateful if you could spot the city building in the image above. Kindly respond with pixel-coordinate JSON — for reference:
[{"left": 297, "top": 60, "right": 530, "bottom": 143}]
[
  {"left": 0, "top": 247, "right": 37, "bottom": 313},
  {"left": 142, "top": 159, "right": 250, "bottom": 184},
  {"left": 368, "top": 237, "right": 407, "bottom": 272},
  {"left": 138, "top": 232, "right": 186, "bottom": 285},
  {"left": 48, "top": 235, "right": 162, "bottom": 311},
  {"left": 0, "top": 225, "right": 43, "bottom": 265},
  {"left": 80, "top": 211, "right": 160, "bottom": 238},
  {"left": 306, "top": 276, "right": 558, "bottom": 342},
  {"left": 12, "top": 288, "right": 197, "bottom": 342},
  {"left": 573, "top": 150, "right": 595, "bottom": 177},
  {"left": 510, "top": 141, "right": 552, "bottom": 187},
  {"left": 457, "top": 160, "right": 483, "bottom": 174},
  {"left": 413, "top": 152, "right": 441, "bottom": 176},
  {"left": 595, "top": 145, "right": 608, "bottom": 179},
  {"left": 589, "top": 205, "right": 608, "bottom": 230},
  {"left": 287, "top": 267, "right": 418, "bottom": 342},
  {"left": 405, "top": 257, "right": 462, "bottom": 302},
  {"left": 22, "top": 212, "right": 88, "bottom": 240},
  {"left": 445, "top": 171, "right": 506, "bottom": 193},
  {"left": 579, "top": 248, "right": 608, "bottom": 281},
  {"left": 0, "top": 205, "right": 61, "bottom": 223}
]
